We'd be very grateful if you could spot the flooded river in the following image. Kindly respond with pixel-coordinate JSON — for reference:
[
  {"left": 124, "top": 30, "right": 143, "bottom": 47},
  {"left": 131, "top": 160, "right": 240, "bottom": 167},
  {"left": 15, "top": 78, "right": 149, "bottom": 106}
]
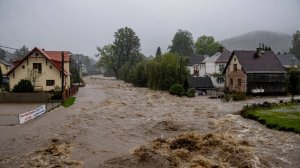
[{"left": 0, "top": 75, "right": 299, "bottom": 167}]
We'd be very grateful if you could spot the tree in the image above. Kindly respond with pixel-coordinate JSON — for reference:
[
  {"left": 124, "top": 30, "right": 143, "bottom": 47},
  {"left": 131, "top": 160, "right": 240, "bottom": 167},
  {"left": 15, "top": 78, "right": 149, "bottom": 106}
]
[
  {"left": 146, "top": 53, "right": 189, "bottom": 90},
  {"left": 0, "top": 48, "right": 6, "bottom": 60},
  {"left": 12, "top": 79, "right": 34, "bottom": 92},
  {"left": 288, "top": 68, "right": 300, "bottom": 99},
  {"left": 113, "top": 27, "right": 141, "bottom": 67},
  {"left": 170, "top": 30, "right": 194, "bottom": 56},
  {"left": 155, "top": 46, "right": 162, "bottom": 56},
  {"left": 97, "top": 44, "right": 118, "bottom": 77},
  {"left": 26, "top": 68, "right": 42, "bottom": 88},
  {"left": 15, "top": 45, "right": 29, "bottom": 58},
  {"left": 70, "top": 58, "right": 81, "bottom": 84},
  {"left": 290, "top": 30, "right": 300, "bottom": 59},
  {"left": 97, "top": 27, "right": 142, "bottom": 78},
  {"left": 195, "top": 35, "right": 222, "bottom": 56}
]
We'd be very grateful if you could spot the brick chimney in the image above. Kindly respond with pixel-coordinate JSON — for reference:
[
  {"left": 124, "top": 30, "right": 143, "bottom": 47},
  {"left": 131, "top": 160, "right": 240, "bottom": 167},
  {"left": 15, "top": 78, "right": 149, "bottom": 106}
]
[{"left": 255, "top": 48, "right": 263, "bottom": 58}]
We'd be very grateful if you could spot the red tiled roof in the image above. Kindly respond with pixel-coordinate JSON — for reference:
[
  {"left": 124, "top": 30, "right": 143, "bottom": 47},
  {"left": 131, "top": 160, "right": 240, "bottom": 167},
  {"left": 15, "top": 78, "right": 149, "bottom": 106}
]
[
  {"left": 7, "top": 47, "right": 70, "bottom": 76},
  {"left": 44, "top": 51, "right": 70, "bottom": 62}
]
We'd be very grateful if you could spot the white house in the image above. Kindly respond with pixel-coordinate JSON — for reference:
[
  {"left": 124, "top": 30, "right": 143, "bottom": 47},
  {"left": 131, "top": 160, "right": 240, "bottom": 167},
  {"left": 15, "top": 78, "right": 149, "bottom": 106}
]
[
  {"left": 187, "top": 55, "right": 207, "bottom": 77},
  {"left": 202, "top": 48, "right": 231, "bottom": 89}
]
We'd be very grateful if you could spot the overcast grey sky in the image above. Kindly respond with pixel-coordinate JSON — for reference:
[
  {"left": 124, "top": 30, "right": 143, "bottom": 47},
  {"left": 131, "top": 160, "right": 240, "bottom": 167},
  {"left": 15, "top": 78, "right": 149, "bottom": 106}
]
[{"left": 0, "top": 0, "right": 299, "bottom": 57}]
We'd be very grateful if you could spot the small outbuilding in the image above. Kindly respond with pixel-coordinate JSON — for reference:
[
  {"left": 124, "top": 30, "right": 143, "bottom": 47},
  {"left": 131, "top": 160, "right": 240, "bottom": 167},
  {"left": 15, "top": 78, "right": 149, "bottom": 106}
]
[{"left": 187, "top": 76, "right": 214, "bottom": 95}]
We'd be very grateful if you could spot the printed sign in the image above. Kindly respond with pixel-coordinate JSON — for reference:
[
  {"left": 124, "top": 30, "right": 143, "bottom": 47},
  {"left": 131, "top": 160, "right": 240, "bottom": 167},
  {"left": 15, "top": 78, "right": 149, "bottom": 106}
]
[{"left": 19, "top": 105, "right": 46, "bottom": 124}]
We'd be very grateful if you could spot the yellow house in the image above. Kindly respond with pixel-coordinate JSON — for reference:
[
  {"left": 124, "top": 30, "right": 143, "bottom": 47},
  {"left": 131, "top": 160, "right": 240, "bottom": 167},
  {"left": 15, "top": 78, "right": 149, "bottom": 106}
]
[
  {"left": 7, "top": 47, "right": 71, "bottom": 91},
  {"left": 0, "top": 59, "right": 12, "bottom": 75}
]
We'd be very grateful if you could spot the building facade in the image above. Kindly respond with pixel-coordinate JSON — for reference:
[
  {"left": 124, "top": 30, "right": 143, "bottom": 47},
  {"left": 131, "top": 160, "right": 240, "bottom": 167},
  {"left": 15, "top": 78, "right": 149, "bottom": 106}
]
[
  {"left": 0, "top": 59, "right": 12, "bottom": 75},
  {"left": 224, "top": 49, "right": 287, "bottom": 95},
  {"left": 7, "top": 47, "right": 71, "bottom": 91}
]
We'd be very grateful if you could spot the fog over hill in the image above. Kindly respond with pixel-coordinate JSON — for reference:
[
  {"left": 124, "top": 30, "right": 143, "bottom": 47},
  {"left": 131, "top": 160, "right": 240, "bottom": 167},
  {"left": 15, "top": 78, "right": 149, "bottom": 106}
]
[{"left": 220, "top": 30, "right": 292, "bottom": 53}]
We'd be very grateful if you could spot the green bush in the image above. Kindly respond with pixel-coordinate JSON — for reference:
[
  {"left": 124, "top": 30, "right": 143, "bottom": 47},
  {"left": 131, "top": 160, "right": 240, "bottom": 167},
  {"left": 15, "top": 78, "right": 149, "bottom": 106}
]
[
  {"left": 12, "top": 79, "right": 34, "bottom": 92},
  {"left": 51, "top": 91, "right": 62, "bottom": 100},
  {"left": 131, "top": 62, "right": 148, "bottom": 87},
  {"left": 169, "top": 84, "right": 184, "bottom": 96},
  {"left": 232, "top": 92, "right": 246, "bottom": 101},
  {"left": 223, "top": 94, "right": 231, "bottom": 102},
  {"left": 186, "top": 88, "right": 196, "bottom": 97}
]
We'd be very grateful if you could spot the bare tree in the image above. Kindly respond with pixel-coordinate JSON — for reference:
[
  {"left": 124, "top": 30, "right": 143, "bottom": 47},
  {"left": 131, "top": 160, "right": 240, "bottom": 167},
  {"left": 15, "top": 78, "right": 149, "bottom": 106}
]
[{"left": 26, "top": 68, "right": 42, "bottom": 88}]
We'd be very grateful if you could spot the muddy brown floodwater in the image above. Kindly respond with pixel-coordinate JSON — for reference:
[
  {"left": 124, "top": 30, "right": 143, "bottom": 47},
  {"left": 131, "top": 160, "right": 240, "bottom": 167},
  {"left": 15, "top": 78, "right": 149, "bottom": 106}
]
[{"left": 0, "top": 75, "right": 299, "bottom": 168}]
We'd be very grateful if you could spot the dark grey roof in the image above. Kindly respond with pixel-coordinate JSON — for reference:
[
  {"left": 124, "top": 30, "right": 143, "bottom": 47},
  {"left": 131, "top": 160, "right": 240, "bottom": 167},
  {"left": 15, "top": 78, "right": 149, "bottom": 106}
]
[
  {"left": 215, "top": 49, "right": 231, "bottom": 63},
  {"left": 233, "top": 50, "right": 286, "bottom": 73},
  {"left": 276, "top": 54, "right": 300, "bottom": 67},
  {"left": 187, "top": 76, "right": 214, "bottom": 89},
  {"left": 187, "top": 55, "right": 205, "bottom": 66},
  {"left": 0, "top": 59, "right": 11, "bottom": 66}
]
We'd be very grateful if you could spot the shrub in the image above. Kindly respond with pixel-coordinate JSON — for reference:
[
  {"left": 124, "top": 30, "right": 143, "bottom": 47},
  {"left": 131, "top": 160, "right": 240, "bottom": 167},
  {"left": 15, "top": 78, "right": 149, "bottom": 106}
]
[
  {"left": 223, "top": 94, "right": 231, "bottom": 102},
  {"left": 51, "top": 91, "right": 62, "bottom": 100},
  {"left": 232, "top": 92, "right": 246, "bottom": 101},
  {"left": 169, "top": 84, "right": 184, "bottom": 96},
  {"left": 186, "top": 88, "right": 196, "bottom": 97},
  {"left": 131, "top": 62, "right": 148, "bottom": 87},
  {"left": 12, "top": 79, "right": 34, "bottom": 92}
]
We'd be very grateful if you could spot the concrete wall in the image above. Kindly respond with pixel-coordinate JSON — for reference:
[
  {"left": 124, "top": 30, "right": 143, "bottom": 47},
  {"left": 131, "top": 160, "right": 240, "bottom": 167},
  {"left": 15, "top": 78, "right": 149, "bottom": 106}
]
[{"left": 9, "top": 51, "right": 70, "bottom": 91}]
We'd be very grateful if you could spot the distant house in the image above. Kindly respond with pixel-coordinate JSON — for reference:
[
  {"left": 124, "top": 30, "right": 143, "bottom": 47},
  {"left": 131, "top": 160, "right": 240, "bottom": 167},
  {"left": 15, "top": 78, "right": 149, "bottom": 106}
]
[
  {"left": 187, "top": 55, "right": 206, "bottom": 77},
  {"left": 276, "top": 53, "right": 300, "bottom": 69},
  {"left": 202, "top": 48, "right": 231, "bottom": 88},
  {"left": 187, "top": 76, "right": 214, "bottom": 94},
  {"left": 7, "top": 47, "right": 71, "bottom": 91},
  {"left": 223, "top": 49, "right": 287, "bottom": 95},
  {"left": 0, "top": 59, "right": 12, "bottom": 75}
]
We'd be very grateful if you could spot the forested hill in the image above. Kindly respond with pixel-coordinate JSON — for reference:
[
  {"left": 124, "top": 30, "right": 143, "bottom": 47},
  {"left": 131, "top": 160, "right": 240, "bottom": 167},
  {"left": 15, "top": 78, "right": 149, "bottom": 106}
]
[{"left": 220, "top": 30, "right": 292, "bottom": 53}]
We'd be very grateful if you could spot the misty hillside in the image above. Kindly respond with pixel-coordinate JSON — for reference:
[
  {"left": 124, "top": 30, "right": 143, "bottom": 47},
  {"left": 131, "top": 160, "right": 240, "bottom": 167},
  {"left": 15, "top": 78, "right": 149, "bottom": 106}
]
[{"left": 220, "top": 30, "right": 292, "bottom": 53}]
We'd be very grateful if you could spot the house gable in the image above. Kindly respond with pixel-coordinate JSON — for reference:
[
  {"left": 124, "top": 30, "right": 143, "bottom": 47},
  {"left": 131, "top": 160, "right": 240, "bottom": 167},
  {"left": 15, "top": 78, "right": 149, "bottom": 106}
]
[
  {"left": 7, "top": 47, "right": 71, "bottom": 91},
  {"left": 224, "top": 50, "right": 287, "bottom": 94}
]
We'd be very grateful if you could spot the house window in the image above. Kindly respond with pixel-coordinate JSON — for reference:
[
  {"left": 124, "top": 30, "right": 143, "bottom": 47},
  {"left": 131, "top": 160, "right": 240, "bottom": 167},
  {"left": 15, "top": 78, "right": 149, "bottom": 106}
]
[
  {"left": 234, "top": 64, "right": 237, "bottom": 71},
  {"left": 230, "top": 78, "right": 233, "bottom": 85},
  {"left": 194, "top": 65, "right": 199, "bottom": 76},
  {"left": 46, "top": 80, "right": 55, "bottom": 86},
  {"left": 22, "top": 65, "right": 25, "bottom": 69},
  {"left": 33, "top": 63, "right": 42, "bottom": 73},
  {"left": 35, "top": 53, "right": 39, "bottom": 56},
  {"left": 238, "top": 79, "right": 241, "bottom": 86},
  {"left": 50, "top": 65, "right": 52, "bottom": 69},
  {"left": 217, "top": 77, "right": 224, "bottom": 84},
  {"left": 234, "top": 58, "right": 236, "bottom": 61},
  {"left": 219, "top": 64, "right": 225, "bottom": 72}
]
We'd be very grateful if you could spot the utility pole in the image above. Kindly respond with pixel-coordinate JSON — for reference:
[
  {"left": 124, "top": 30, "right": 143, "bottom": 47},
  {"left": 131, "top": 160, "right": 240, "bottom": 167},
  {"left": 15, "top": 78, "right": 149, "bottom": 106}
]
[{"left": 61, "top": 52, "right": 65, "bottom": 101}]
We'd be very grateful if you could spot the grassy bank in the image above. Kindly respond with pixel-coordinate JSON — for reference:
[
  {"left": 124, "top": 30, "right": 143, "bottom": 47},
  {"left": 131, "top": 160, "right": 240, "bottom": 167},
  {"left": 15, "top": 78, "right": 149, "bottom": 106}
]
[
  {"left": 63, "top": 97, "right": 76, "bottom": 108},
  {"left": 241, "top": 102, "right": 300, "bottom": 133}
]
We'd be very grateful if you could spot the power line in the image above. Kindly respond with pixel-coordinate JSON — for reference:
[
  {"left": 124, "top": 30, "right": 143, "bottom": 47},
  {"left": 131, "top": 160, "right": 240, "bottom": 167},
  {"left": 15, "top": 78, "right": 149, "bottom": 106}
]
[{"left": 0, "top": 45, "right": 19, "bottom": 51}]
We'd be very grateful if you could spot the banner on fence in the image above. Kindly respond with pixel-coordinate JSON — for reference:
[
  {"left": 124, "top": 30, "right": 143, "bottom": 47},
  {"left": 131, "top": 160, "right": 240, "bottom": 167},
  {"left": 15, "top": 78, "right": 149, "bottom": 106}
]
[{"left": 19, "top": 105, "right": 46, "bottom": 124}]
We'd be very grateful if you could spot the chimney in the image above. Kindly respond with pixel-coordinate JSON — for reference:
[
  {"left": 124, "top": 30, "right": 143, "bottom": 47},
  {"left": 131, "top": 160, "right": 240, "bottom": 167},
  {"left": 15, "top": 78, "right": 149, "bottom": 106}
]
[
  {"left": 219, "top": 46, "right": 225, "bottom": 52},
  {"left": 255, "top": 48, "right": 262, "bottom": 58},
  {"left": 42, "top": 48, "right": 45, "bottom": 51}
]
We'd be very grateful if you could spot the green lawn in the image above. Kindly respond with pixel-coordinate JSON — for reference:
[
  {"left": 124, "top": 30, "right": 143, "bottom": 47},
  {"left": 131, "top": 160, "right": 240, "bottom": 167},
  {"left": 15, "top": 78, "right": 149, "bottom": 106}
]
[
  {"left": 63, "top": 97, "right": 76, "bottom": 108},
  {"left": 242, "top": 104, "right": 300, "bottom": 133}
]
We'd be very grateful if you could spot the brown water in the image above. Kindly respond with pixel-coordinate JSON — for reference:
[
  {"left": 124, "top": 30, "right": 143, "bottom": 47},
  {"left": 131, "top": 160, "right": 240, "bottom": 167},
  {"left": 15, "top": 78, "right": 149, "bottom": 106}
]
[{"left": 0, "top": 75, "right": 299, "bottom": 167}]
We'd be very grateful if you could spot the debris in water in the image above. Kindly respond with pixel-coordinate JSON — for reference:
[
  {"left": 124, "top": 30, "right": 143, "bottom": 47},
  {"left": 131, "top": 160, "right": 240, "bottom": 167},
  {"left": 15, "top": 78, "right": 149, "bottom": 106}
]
[
  {"left": 21, "top": 139, "right": 83, "bottom": 168},
  {"left": 132, "top": 132, "right": 260, "bottom": 168}
]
